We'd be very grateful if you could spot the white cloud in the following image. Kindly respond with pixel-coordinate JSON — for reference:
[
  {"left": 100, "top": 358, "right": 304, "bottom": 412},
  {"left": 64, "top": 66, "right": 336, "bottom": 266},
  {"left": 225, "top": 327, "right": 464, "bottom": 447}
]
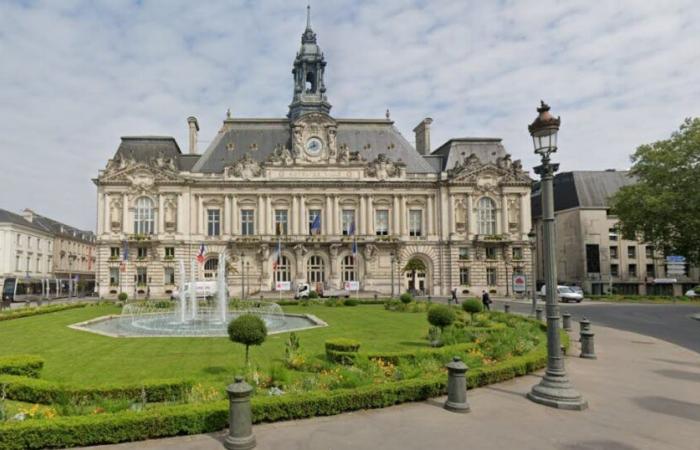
[{"left": 0, "top": 0, "right": 698, "bottom": 229}]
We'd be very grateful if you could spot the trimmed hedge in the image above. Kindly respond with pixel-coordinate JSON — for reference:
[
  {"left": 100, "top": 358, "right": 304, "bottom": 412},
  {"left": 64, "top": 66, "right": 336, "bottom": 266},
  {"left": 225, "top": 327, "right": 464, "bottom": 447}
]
[
  {"left": 0, "top": 303, "right": 87, "bottom": 321},
  {"left": 0, "top": 375, "right": 193, "bottom": 404},
  {"left": 0, "top": 355, "right": 44, "bottom": 378},
  {"left": 324, "top": 338, "right": 361, "bottom": 353},
  {"left": 325, "top": 350, "right": 358, "bottom": 365},
  {"left": 0, "top": 344, "right": 549, "bottom": 449},
  {"left": 366, "top": 342, "right": 477, "bottom": 365}
]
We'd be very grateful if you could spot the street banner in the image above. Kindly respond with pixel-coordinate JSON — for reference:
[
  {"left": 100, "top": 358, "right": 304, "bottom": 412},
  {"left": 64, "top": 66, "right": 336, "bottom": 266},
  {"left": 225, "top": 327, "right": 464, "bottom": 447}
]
[
  {"left": 276, "top": 281, "right": 291, "bottom": 291},
  {"left": 344, "top": 281, "right": 360, "bottom": 291}
]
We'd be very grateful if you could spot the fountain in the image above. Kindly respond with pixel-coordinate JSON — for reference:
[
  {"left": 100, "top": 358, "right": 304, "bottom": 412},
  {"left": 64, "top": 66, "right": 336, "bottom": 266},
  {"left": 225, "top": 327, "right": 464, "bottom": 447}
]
[{"left": 70, "top": 254, "right": 327, "bottom": 337}]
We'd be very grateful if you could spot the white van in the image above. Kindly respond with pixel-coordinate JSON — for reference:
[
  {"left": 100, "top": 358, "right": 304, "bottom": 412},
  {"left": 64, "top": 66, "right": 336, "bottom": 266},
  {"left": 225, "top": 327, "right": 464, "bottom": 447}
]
[
  {"left": 171, "top": 281, "right": 218, "bottom": 300},
  {"left": 539, "top": 285, "right": 584, "bottom": 303}
]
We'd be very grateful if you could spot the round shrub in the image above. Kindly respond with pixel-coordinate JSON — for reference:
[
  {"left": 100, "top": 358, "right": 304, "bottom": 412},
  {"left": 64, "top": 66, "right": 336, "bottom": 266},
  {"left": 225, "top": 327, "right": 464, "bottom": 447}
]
[
  {"left": 308, "top": 290, "right": 319, "bottom": 299},
  {"left": 462, "top": 298, "right": 483, "bottom": 320},
  {"left": 343, "top": 298, "right": 359, "bottom": 306},
  {"left": 228, "top": 314, "right": 267, "bottom": 364},
  {"left": 117, "top": 292, "right": 128, "bottom": 302},
  {"left": 427, "top": 305, "right": 456, "bottom": 330},
  {"left": 400, "top": 293, "right": 413, "bottom": 305}
]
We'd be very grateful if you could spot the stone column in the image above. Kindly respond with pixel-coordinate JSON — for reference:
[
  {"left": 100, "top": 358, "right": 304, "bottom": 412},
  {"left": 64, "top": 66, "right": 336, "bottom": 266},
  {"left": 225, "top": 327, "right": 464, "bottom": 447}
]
[
  {"left": 401, "top": 195, "right": 408, "bottom": 236},
  {"left": 520, "top": 192, "right": 529, "bottom": 236},
  {"left": 122, "top": 193, "right": 129, "bottom": 233},
  {"left": 426, "top": 194, "right": 433, "bottom": 236},
  {"left": 440, "top": 189, "right": 449, "bottom": 238},
  {"left": 393, "top": 195, "right": 400, "bottom": 236},
  {"left": 467, "top": 194, "right": 474, "bottom": 237},
  {"left": 158, "top": 194, "right": 165, "bottom": 234},
  {"left": 100, "top": 193, "right": 108, "bottom": 235},
  {"left": 502, "top": 194, "right": 509, "bottom": 236},
  {"left": 257, "top": 196, "right": 264, "bottom": 236},
  {"left": 266, "top": 195, "right": 273, "bottom": 235},
  {"left": 333, "top": 195, "right": 340, "bottom": 235},
  {"left": 367, "top": 195, "right": 374, "bottom": 235},
  {"left": 448, "top": 194, "right": 455, "bottom": 237},
  {"left": 359, "top": 195, "right": 366, "bottom": 235},
  {"left": 291, "top": 195, "right": 298, "bottom": 235},
  {"left": 299, "top": 195, "right": 306, "bottom": 236},
  {"left": 325, "top": 195, "right": 332, "bottom": 235},
  {"left": 231, "top": 195, "right": 238, "bottom": 235}
]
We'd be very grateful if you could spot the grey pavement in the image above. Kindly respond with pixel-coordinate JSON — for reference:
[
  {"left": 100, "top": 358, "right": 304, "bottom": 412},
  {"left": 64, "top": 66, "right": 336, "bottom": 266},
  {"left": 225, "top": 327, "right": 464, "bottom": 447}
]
[{"left": 77, "top": 324, "right": 700, "bottom": 450}]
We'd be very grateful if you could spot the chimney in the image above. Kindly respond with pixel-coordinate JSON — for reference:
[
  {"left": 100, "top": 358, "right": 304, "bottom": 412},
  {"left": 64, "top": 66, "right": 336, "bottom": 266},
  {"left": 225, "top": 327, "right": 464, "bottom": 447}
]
[
  {"left": 187, "top": 116, "right": 199, "bottom": 154},
  {"left": 413, "top": 118, "right": 433, "bottom": 155},
  {"left": 21, "top": 208, "right": 35, "bottom": 223}
]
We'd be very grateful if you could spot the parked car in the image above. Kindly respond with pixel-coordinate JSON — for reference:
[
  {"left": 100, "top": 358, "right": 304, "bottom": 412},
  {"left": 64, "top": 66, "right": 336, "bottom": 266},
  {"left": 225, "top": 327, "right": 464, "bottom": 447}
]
[
  {"left": 171, "top": 281, "right": 218, "bottom": 300},
  {"left": 294, "top": 282, "right": 349, "bottom": 299},
  {"left": 568, "top": 285, "right": 584, "bottom": 296},
  {"left": 685, "top": 288, "right": 698, "bottom": 297},
  {"left": 539, "top": 285, "right": 584, "bottom": 303}
]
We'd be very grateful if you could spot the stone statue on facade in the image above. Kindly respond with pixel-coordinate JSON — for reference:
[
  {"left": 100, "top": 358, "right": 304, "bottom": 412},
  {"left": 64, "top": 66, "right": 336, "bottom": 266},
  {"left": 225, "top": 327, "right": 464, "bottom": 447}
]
[{"left": 110, "top": 197, "right": 122, "bottom": 231}]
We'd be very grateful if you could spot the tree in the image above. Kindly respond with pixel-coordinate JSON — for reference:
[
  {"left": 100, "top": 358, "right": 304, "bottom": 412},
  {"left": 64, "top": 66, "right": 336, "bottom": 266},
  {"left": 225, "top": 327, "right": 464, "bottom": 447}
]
[
  {"left": 402, "top": 258, "right": 427, "bottom": 292},
  {"left": 427, "top": 305, "right": 456, "bottom": 331},
  {"left": 462, "top": 298, "right": 483, "bottom": 321},
  {"left": 227, "top": 314, "right": 267, "bottom": 365},
  {"left": 610, "top": 118, "right": 700, "bottom": 266}
]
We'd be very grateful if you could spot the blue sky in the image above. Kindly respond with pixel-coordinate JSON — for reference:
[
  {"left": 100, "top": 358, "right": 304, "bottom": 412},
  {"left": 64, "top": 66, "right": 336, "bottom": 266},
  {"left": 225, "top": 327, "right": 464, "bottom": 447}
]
[{"left": 0, "top": 0, "right": 698, "bottom": 230}]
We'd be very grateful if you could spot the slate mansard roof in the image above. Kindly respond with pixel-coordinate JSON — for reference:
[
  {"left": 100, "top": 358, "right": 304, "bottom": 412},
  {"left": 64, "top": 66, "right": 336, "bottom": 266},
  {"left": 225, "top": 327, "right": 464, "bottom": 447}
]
[
  {"left": 531, "top": 170, "right": 637, "bottom": 218},
  {"left": 431, "top": 138, "right": 508, "bottom": 172},
  {"left": 191, "top": 118, "right": 435, "bottom": 174},
  {"left": 0, "top": 208, "right": 95, "bottom": 242}
]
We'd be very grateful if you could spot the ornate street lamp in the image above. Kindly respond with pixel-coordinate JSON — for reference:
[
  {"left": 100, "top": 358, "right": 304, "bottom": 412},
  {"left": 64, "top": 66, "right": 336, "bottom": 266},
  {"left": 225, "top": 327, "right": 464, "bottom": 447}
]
[
  {"left": 390, "top": 252, "right": 395, "bottom": 299},
  {"left": 527, "top": 101, "right": 587, "bottom": 410},
  {"left": 528, "top": 228, "right": 537, "bottom": 316},
  {"left": 240, "top": 252, "right": 246, "bottom": 300}
]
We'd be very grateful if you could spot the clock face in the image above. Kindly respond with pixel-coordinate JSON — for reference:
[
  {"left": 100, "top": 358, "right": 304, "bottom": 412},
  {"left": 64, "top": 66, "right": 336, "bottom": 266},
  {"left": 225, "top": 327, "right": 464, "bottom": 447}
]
[{"left": 305, "top": 137, "right": 323, "bottom": 156}]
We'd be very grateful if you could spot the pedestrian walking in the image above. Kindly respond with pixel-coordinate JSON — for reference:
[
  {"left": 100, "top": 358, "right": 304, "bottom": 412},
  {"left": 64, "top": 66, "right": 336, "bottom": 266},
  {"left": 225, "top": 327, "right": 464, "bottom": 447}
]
[
  {"left": 451, "top": 287, "right": 459, "bottom": 305},
  {"left": 482, "top": 290, "right": 491, "bottom": 311}
]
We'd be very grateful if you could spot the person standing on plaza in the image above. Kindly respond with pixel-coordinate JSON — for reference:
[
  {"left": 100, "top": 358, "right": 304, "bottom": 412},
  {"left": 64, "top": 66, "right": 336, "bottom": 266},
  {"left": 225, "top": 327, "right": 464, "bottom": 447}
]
[
  {"left": 482, "top": 290, "right": 491, "bottom": 311},
  {"left": 451, "top": 287, "right": 459, "bottom": 305}
]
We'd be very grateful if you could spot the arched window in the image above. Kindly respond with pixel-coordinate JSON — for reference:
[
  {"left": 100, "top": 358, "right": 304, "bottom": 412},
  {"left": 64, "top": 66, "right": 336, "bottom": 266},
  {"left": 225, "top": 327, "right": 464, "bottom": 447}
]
[
  {"left": 274, "top": 255, "right": 291, "bottom": 283},
  {"left": 341, "top": 255, "right": 356, "bottom": 282},
  {"left": 204, "top": 258, "right": 218, "bottom": 279},
  {"left": 478, "top": 197, "right": 496, "bottom": 235},
  {"left": 307, "top": 255, "right": 325, "bottom": 283},
  {"left": 134, "top": 197, "right": 155, "bottom": 235}
]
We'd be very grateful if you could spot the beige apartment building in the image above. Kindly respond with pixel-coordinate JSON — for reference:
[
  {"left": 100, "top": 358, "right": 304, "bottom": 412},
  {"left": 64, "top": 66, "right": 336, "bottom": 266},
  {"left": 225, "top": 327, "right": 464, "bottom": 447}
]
[
  {"left": 93, "top": 17, "right": 533, "bottom": 299},
  {"left": 531, "top": 170, "right": 699, "bottom": 296}
]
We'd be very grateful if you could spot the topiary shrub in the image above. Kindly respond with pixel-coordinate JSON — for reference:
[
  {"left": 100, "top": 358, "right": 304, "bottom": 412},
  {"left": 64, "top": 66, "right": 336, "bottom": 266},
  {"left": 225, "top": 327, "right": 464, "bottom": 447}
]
[
  {"left": 427, "top": 305, "right": 456, "bottom": 331},
  {"left": 308, "top": 291, "right": 319, "bottom": 299},
  {"left": 0, "top": 355, "right": 44, "bottom": 378},
  {"left": 228, "top": 314, "right": 267, "bottom": 365},
  {"left": 462, "top": 298, "right": 483, "bottom": 321},
  {"left": 400, "top": 293, "right": 413, "bottom": 305},
  {"left": 117, "top": 292, "right": 128, "bottom": 302},
  {"left": 325, "top": 338, "right": 361, "bottom": 364},
  {"left": 343, "top": 298, "right": 359, "bottom": 306}
]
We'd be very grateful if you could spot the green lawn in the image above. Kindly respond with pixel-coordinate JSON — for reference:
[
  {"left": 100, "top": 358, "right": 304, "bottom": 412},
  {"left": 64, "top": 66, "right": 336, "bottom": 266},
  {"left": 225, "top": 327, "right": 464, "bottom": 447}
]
[{"left": 0, "top": 304, "right": 433, "bottom": 386}]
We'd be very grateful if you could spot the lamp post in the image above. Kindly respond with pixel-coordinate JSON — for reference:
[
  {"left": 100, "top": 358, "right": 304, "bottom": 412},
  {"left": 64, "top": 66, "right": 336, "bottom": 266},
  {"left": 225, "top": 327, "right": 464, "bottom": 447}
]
[
  {"left": 240, "top": 252, "right": 245, "bottom": 300},
  {"left": 528, "top": 229, "right": 537, "bottom": 316},
  {"left": 526, "top": 101, "right": 587, "bottom": 410}
]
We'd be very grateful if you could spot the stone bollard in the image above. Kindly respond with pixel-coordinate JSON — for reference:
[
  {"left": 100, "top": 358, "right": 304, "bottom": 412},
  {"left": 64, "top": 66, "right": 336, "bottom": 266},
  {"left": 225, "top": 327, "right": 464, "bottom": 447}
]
[
  {"left": 373, "top": 293, "right": 378, "bottom": 301},
  {"left": 580, "top": 330, "right": 596, "bottom": 359},
  {"left": 224, "top": 376, "right": 256, "bottom": 450},
  {"left": 504, "top": 303, "right": 510, "bottom": 314},
  {"left": 535, "top": 307, "right": 544, "bottom": 322},
  {"left": 579, "top": 317, "right": 591, "bottom": 333},
  {"left": 562, "top": 312, "right": 572, "bottom": 331},
  {"left": 444, "top": 356, "right": 471, "bottom": 413}
]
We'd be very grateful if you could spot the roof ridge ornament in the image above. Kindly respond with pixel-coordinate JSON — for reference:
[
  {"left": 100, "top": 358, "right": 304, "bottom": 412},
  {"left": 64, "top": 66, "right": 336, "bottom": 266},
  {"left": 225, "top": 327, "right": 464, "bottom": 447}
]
[{"left": 302, "top": 3, "right": 317, "bottom": 44}]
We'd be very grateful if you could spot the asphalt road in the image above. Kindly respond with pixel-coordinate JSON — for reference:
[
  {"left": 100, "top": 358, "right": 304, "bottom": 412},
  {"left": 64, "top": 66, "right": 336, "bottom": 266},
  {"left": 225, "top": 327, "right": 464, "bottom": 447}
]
[{"left": 490, "top": 298, "right": 700, "bottom": 354}]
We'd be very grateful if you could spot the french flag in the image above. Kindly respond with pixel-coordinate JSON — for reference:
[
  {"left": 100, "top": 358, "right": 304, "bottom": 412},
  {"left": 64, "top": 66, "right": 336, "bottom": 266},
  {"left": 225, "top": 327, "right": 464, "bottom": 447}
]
[{"left": 196, "top": 243, "right": 206, "bottom": 264}]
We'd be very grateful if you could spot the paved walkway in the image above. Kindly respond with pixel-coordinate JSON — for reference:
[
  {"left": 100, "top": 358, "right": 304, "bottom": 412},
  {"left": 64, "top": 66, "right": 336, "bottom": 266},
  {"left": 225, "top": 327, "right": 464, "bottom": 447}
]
[{"left": 79, "top": 325, "right": 700, "bottom": 450}]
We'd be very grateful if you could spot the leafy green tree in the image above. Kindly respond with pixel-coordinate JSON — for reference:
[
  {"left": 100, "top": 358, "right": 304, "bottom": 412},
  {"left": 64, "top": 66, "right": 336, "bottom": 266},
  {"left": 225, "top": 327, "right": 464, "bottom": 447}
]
[
  {"left": 427, "top": 305, "right": 456, "bottom": 331},
  {"left": 462, "top": 298, "right": 483, "bottom": 321},
  {"left": 228, "top": 314, "right": 267, "bottom": 365},
  {"left": 402, "top": 258, "right": 427, "bottom": 292},
  {"left": 610, "top": 118, "right": 700, "bottom": 265}
]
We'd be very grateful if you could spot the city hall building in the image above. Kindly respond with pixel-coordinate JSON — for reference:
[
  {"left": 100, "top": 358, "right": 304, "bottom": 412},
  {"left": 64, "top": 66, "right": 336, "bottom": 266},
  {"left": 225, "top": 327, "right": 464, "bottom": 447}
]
[{"left": 94, "top": 14, "right": 533, "bottom": 299}]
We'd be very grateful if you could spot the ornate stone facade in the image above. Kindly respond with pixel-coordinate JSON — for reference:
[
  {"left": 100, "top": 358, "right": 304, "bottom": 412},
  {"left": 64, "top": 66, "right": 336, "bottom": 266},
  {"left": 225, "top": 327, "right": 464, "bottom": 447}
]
[{"left": 93, "top": 14, "right": 533, "bottom": 299}]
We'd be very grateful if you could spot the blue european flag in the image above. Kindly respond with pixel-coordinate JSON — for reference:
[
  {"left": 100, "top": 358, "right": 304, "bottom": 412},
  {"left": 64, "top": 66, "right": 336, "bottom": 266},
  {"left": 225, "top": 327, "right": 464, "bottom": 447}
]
[{"left": 310, "top": 213, "right": 321, "bottom": 234}]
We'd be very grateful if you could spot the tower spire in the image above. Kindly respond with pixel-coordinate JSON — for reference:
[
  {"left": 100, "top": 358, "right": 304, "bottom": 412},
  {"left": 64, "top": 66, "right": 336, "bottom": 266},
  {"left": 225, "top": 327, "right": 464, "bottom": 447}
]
[{"left": 306, "top": 2, "right": 311, "bottom": 30}]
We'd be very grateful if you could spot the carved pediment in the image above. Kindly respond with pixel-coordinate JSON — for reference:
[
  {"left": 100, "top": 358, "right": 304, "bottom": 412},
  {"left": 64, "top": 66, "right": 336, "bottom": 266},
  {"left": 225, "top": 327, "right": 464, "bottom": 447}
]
[
  {"left": 101, "top": 154, "right": 181, "bottom": 185},
  {"left": 448, "top": 154, "right": 530, "bottom": 184},
  {"left": 225, "top": 154, "right": 264, "bottom": 180},
  {"left": 266, "top": 144, "right": 294, "bottom": 166},
  {"left": 365, "top": 153, "right": 404, "bottom": 179}
]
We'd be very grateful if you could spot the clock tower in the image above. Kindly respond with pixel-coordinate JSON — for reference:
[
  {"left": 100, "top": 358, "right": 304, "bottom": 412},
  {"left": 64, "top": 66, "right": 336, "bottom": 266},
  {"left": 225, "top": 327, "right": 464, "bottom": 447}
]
[{"left": 288, "top": 5, "right": 332, "bottom": 121}]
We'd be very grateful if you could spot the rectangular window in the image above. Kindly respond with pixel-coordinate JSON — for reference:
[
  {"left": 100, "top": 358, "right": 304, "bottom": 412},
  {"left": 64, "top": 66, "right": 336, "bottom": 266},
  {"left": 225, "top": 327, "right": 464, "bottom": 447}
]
[
  {"left": 164, "top": 267, "right": 175, "bottom": 285},
  {"left": 137, "top": 247, "right": 147, "bottom": 259},
  {"left": 409, "top": 210, "right": 422, "bottom": 237},
  {"left": 109, "top": 268, "right": 120, "bottom": 287},
  {"left": 207, "top": 209, "right": 220, "bottom": 236},
  {"left": 35, "top": 257, "right": 40, "bottom": 272},
  {"left": 27, "top": 237, "right": 31, "bottom": 248},
  {"left": 485, "top": 247, "right": 497, "bottom": 260},
  {"left": 512, "top": 247, "right": 523, "bottom": 260},
  {"left": 628, "top": 264, "right": 637, "bottom": 277},
  {"left": 342, "top": 210, "right": 355, "bottom": 236},
  {"left": 275, "top": 209, "right": 288, "bottom": 235},
  {"left": 308, "top": 209, "right": 322, "bottom": 235},
  {"left": 610, "top": 264, "right": 619, "bottom": 277},
  {"left": 459, "top": 267, "right": 470, "bottom": 285},
  {"left": 486, "top": 267, "right": 497, "bottom": 286},
  {"left": 646, "top": 264, "right": 655, "bottom": 278},
  {"left": 165, "top": 247, "right": 175, "bottom": 258},
  {"left": 375, "top": 210, "right": 389, "bottom": 236},
  {"left": 136, "top": 267, "right": 147, "bottom": 286},
  {"left": 110, "top": 247, "right": 120, "bottom": 258},
  {"left": 16, "top": 234, "right": 21, "bottom": 246},
  {"left": 586, "top": 244, "right": 601, "bottom": 273},
  {"left": 458, "top": 247, "right": 470, "bottom": 260},
  {"left": 241, "top": 210, "right": 255, "bottom": 235},
  {"left": 610, "top": 246, "right": 618, "bottom": 259},
  {"left": 15, "top": 255, "right": 20, "bottom": 271},
  {"left": 609, "top": 228, "right": 618, "bottom": 241},
  {"left": 645, "top": 246, "right": 654, "bottom": 259},
  {"left": 627, "top": 246, "right": 636, "bottom": 259}
]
